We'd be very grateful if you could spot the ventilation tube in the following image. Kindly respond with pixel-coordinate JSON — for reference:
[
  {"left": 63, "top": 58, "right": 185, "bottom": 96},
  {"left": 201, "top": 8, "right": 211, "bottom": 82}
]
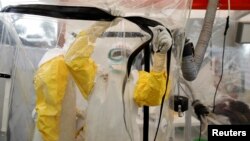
[{"left": 181, "top": 0, "right": 219, "bottom": 81}]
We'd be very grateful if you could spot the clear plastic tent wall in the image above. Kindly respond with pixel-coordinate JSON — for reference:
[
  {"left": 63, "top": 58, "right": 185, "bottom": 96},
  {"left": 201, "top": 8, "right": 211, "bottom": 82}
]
[
  {"left": 0, "top": 0, "right": 191, "bottom": 141},
  {"left": 185, "top": 10, "right": 250, "bottom": 136}
]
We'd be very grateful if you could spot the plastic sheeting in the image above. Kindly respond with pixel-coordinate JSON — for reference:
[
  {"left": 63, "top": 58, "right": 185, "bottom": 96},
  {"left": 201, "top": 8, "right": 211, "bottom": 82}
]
[
  {"left": 181, "top": 12, "right": 250, "bottom": 140},
  {"left": 0, "top": 0, "right": 192, "bottom": 141}
]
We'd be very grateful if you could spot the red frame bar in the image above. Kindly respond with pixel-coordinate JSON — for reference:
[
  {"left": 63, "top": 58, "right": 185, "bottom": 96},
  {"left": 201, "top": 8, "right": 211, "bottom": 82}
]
[{"left": 192, "top": 0, "right": 250, "bottom": 10}]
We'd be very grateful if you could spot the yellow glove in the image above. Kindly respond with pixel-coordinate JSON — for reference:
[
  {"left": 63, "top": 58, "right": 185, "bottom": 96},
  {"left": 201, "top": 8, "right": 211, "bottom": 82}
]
[
  {"left": 133, "top": 53, "right": 171, "bottom": 107},
  {"left": 134, "top": 71, "right": 171, "bottom": 107}
]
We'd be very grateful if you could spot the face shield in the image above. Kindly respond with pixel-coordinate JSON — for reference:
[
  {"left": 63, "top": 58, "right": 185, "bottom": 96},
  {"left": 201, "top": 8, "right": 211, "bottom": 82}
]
[{"left": 108, "top": 42, "right": 132, "bottom": 72}]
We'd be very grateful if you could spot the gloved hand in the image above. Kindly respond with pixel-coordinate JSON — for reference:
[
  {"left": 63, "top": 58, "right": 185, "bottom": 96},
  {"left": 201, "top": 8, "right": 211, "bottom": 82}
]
[
  {"left": 151, "top": 25, "right": 172, "bottom": 54},
  {"left": 85, "top": 7, "right": 123, "bottom": 41}
]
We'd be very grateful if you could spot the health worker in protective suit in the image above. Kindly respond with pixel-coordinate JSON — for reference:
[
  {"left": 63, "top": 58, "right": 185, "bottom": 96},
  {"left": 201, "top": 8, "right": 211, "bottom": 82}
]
[
  {"left": 32, "top": 8, "right": 123, "bottom": 141},
  {"left": 33, "top": 9, "right": 173, "bottom": 141}
]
